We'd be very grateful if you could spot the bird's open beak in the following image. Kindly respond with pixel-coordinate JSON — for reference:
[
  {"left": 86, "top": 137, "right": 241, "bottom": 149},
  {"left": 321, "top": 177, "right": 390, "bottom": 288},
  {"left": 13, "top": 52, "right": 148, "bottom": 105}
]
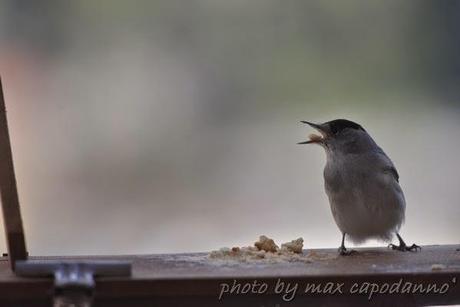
[{"left": 298, "top": 121, "right": 327, "bottom": 145}]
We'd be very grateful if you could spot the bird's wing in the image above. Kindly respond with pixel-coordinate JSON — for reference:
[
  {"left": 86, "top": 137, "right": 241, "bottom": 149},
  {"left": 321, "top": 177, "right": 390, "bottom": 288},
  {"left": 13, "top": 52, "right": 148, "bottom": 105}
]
[
  {"left": 384, "top": 166, "right": 399, "bottom": 182},
  {"left": 372, "top": 147, "right": 400, "bottom": 182}
]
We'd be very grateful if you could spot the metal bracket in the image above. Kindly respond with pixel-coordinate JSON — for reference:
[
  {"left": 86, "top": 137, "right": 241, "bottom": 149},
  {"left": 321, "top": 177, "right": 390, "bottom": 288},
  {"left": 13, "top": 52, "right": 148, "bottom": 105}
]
[
  {"left": 16, "top": 260, "right": 131, "bottom": 307},
  {"left": 0, "top": 77, "right": 28, "bottom": 270}
]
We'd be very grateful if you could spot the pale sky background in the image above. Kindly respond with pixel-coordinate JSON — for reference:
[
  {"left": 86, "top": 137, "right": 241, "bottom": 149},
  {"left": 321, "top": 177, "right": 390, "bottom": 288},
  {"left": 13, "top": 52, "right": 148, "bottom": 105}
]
[{"left": 0, "top": 1, "right": 459, "bottom": 255}]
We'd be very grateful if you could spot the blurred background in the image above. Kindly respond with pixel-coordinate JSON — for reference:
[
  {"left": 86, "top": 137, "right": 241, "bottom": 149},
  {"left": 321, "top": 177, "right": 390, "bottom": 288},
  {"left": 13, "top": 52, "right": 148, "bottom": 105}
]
[{"left": 0, "top": 0, "right": 459, "bottom": 256}]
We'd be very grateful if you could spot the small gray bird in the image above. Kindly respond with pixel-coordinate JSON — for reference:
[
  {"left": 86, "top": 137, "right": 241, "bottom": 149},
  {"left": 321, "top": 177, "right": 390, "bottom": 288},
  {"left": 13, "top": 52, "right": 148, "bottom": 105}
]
[{"left": 299, "top": 119, "right": 420, "bottom": 255}]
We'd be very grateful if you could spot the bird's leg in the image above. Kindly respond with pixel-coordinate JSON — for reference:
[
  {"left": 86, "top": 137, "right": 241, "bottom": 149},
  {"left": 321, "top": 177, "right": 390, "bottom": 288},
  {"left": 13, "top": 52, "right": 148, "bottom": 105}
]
[
  {"left": 338, "top": 233, "right": 357, "bottom": 256},
  {"left": 388, "top": 233, "right": 421, "bottom": 252}
]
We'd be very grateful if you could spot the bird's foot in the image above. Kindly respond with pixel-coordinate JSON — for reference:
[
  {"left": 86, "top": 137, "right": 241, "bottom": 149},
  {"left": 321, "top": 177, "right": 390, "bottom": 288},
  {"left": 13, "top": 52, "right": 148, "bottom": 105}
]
[
  {"left": 388, "top": 243, "right": 421, "bottom": 252},
  {"left": 338, "top": 246, "right": 357, "bottom": 256}
]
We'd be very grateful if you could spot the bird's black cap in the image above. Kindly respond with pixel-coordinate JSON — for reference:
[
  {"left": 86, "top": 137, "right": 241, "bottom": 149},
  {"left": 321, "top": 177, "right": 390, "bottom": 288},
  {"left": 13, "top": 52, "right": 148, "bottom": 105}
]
[{"left": 325, "top": 119, "right": 365, "bottom": 135}]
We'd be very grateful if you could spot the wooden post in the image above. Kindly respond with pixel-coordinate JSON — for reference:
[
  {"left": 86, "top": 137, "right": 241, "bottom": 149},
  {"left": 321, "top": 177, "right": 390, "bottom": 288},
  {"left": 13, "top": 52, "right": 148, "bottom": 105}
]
[{"left": 0, "top": 77, "right": 27, "bottom": 270}]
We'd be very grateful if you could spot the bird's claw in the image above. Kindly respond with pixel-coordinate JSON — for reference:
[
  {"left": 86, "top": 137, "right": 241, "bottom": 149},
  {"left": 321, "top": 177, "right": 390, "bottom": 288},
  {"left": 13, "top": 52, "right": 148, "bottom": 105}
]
[
  {"left": 338, "top": 246, "right": 357, "bottom": 256},
  {"left": 388, "top": 243, "right": 421, "bottom": 252}
]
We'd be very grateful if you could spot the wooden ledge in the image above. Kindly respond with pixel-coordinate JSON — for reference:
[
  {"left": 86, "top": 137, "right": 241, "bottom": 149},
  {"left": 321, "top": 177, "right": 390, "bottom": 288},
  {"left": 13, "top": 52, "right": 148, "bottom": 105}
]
[{"left": 0, "top": 244, "right": 459, "bottom": 306}]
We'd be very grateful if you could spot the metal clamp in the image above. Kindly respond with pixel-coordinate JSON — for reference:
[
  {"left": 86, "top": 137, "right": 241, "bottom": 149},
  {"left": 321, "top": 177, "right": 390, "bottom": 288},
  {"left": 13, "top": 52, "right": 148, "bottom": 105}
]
[{"left": 16, "top": 260, "right": 131, "bottom": 307}]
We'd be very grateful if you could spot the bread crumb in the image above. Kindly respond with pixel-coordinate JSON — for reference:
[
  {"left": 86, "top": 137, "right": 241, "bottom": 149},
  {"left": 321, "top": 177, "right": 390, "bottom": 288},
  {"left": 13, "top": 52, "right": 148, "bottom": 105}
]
[
  {"left": 255, "top": 235, "right": 279, "bottom": 253},
  {"left": 309, "top": 134, "right": 322, "bottom": 142},
  {"left": 431, "top": 264, "right": 446, "bottom": 271},
  {"left": 208, "top": 235, "right": 325, "bottom": 263},
  {"left": 281, "top": 238, "right": 303, "bottom": 254}
]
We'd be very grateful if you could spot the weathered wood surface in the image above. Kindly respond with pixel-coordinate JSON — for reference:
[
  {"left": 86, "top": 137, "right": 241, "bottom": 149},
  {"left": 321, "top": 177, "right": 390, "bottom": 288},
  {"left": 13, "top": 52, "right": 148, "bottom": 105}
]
[{"left": 0, "top": 245, "right": 459, "bottom": 306}]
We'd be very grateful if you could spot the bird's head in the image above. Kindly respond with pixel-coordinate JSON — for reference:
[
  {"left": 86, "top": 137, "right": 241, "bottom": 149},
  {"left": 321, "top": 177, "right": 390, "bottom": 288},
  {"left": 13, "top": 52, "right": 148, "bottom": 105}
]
[{"left": 298, "top": 119, "right": 368, "bottom": 153}]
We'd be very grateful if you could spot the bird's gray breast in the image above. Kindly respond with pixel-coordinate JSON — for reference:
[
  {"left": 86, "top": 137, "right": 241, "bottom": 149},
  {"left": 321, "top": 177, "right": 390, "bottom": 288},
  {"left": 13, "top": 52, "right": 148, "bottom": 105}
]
[{"left": 323, "top": 149, "right": 405, "bottom": 242}]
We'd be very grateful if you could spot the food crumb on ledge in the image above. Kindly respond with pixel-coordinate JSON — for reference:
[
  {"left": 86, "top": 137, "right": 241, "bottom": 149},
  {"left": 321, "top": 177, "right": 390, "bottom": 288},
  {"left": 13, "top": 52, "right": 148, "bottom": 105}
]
[
  {"left": 431, "top": 264, "right": 446, "bottom": 271},
  {"left": 208, "top": 235, "right": 334, "bottom": 264},
  {"left": 281, "top": 238, "right": 304, "bottom": 254},
  {"left": 254, "top": 235, "right": 279, "bottom": 253}
]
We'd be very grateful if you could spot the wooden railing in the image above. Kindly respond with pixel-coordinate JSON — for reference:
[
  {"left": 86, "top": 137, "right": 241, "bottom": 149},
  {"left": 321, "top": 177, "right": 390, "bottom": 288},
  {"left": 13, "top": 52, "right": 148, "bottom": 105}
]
[{"left": 0, "top": 245, "right": 459, "bottom": 306}]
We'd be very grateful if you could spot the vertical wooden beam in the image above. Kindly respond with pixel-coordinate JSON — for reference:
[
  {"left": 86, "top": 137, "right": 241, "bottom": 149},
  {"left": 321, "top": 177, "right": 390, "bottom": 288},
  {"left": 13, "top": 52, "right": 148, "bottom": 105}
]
[{"left": 0, "top": 77, "right": 27, "bottom": 270}]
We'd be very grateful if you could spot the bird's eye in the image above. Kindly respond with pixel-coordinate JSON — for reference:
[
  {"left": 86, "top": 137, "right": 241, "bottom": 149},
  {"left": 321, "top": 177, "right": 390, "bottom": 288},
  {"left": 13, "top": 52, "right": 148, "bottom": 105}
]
[{"left": 329, "top": 124, "right": 339, "bottom": 135}]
